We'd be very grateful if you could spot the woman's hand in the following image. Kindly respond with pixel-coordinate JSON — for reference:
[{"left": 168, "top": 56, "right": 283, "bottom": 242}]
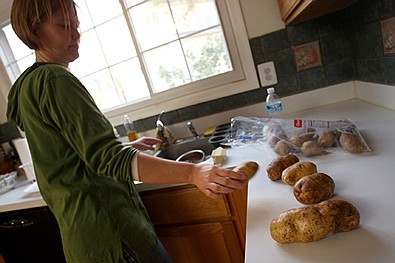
[
  {"left": 136, "top": 152, "right": 247, "bottom": 199},
  {"left": 124, "top": 137, "right": 162, "bottom": 151},
  {"left": 190, "top": 164, "right": 247, "bottom": 199}
]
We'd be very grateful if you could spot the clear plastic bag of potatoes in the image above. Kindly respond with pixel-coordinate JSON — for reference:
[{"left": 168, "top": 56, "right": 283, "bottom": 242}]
[{"left": 229, "top": 117, "right": 371, "bottom": 156}]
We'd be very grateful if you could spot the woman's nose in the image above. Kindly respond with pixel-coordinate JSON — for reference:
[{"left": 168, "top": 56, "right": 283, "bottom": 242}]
[{"left": 72, "top": 27, "right": 81, "bottom": 40}]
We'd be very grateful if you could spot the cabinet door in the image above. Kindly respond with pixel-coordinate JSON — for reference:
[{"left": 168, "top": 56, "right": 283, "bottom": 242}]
[
  {"left": 278, "top": 0, "right": 304, "bottom": 20},
  {"left": 157, "top": 222, "right": 244, "bottom": 263},
  {"left": 140, "top": 186, "right": 231, "bottom": 225},
  {"left": 278, "top": 0, "right": 357, "bottom": 25}
]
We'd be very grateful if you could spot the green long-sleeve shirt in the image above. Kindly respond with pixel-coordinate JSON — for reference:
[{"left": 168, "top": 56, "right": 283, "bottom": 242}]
[{"left": 7, "top": 63, "right": 156, "bottom": 262}]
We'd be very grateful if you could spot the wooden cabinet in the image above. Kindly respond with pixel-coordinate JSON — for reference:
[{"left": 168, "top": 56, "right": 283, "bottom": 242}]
[
  {"left": 140, "top": 184, "right": 247, "bottom": 263},
  {"left": 278, "top": 0, "right": 358, "bottom": 25}
]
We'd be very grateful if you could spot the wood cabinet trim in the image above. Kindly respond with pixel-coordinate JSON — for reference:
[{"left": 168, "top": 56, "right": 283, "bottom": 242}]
[{"left": 278, "top": 0, "right": 358, "bottom": 25}]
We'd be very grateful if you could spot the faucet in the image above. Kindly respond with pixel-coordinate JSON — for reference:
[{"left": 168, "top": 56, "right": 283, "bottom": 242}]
[
  {"left": 155, "top": 111, "right": 174, "bottom": 149},
  {"left": 156, "top": 111, "right": 165, "bottom": 133},
  {"left": 187, "top": 121, "right": 199, "bottom": 138}
]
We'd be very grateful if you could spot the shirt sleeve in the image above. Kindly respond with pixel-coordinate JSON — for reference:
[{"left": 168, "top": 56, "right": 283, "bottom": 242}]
[
  {"left": 40, "top": 70, "right": 137, "bottom": 182},
  {"left": 131, "top": 154, "right": 140, "bottom": 181}
]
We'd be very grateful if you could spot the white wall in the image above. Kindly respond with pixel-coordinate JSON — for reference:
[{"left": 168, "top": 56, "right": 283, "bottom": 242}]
[
  {"left": 0, "top": 0, "right": 11, "bottom": 25},
  {"left": 0, "top": 0, "right": 285, "bottom": 124}
]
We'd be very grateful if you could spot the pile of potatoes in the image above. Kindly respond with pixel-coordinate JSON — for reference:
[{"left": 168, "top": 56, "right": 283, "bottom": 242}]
[
  {"left": 269, "top": 127, "right": 366, "bottom": 156},
  {"left": 266, "top": 154, "right": 360, "bottom": 243}
]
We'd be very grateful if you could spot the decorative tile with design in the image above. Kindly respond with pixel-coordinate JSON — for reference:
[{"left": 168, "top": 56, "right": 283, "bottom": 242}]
[
  {"left": 293, "top": 40, "right": 322, "bottom": 72},
  {"left": 381, "top": 16, "right": 395, "bottom": 56}
]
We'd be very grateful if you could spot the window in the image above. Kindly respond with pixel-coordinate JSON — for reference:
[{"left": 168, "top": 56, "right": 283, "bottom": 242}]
[{"left": 0, "top": 0, "right": 258, "bottom": 123}]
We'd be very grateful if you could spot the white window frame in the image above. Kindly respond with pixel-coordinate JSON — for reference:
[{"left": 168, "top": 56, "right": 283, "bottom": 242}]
[
  {"left": 106, "top": 0, "right": 258, "bottom": 125},
  {"left": 0, "top": 0, "right": 258, "bottom": 126}
]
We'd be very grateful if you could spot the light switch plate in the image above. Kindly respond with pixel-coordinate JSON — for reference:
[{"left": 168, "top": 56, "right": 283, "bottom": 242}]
[{"left": 257, "top": 61, "right": 278, "bottom": 87}]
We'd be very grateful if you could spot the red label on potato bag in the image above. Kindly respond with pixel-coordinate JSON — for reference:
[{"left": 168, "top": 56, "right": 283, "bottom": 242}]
[{"left": 294, "top": 119, "right": 303, "bottom": 128}]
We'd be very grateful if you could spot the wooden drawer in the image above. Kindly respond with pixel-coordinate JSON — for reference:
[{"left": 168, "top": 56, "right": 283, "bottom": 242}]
[{"left": 140, "top": 185, "right": 231, "bottom": 225}]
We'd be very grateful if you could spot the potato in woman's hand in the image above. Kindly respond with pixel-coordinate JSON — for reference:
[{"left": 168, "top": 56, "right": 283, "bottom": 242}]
[{"left": 233, "top": 161, "right": 259, "bottom": 183}]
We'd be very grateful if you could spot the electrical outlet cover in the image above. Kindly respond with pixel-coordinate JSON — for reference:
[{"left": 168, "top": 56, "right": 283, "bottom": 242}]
[{"left": 257, "top": 61, "right": 278, "bottom": 87}]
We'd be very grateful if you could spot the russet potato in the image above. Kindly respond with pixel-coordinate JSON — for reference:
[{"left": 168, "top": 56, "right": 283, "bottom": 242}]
[
  {"left": 293, "top": 172, "right": 335, "bottom": 204},
  {"left": 266, "top": 154, "right": 299, "bottom": 181},
  {"left": 270, "top": 200, "right": 360, "bottom": 243},
  {"left": 273, "top": 139, "right": 292, "bottom": 156},
  {"left": 233, "top": 161, "right": 259, "bottom": 183},
  {"left": 281, "top": 161, "right": 317, "bottom": 186},
  {"left": 318, "top": 130, "right": 337, "bottom": 148},
  {"left": 339, "top": 132, "right": 364, "bottom": 153},
  {"left": 301, "top": 141, "right": 324, "bottom": 156}
]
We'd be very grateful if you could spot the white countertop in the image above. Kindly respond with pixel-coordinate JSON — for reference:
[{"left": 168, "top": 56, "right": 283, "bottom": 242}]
[
  {"left": 243, "top": 99, "right": 395, "bottom": 263},
  {"left": 2, "top": 93, "right": 395, "bottom": 262},
  {"left": 0, "top": 178, "right": 144, "bottom": 213},
  {"left": 0, "top": 178, "right": 46, "bottom": 213}
]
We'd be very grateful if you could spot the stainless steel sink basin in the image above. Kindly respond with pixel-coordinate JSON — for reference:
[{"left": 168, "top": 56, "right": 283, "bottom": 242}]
[{"left": 154, "top": 136, "right": 216, "bottom": 162}]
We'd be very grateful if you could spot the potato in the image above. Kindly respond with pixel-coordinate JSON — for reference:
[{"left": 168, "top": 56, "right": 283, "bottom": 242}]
[
  {"left": 339, "top": 132, "right": 364, "bottom": 153},
  {"left": 293, "top": 173, "right": 335, "bottom": 204},
  {"left": 301, "top": 141, "right": 324, "bottom": 156},
  {"left": 270, "top": 200, "right": 360, "bottom": 243},
  {"left": 266, "top": 154, "right": 299, "bottom": 181},
  {"left": 273, "top": 139, "right": 292, "bottom": 156},
  {"left": 318, "top": 130, "right": 337, "bottom": 148},
  {"left": 233, "top": 161, "right": 259, "bottom": 183},
  {"left": 266, "top": 125, "right": 287, "bottom": 148},
  {"left": 289, "top": 133, "right": 315, "bottom": 148},
  {"left": 281, "top": 161, "right": 317, "bottom": 185},
  {"left": 315, "top": 200, "right": 360, "bottom": 233}
]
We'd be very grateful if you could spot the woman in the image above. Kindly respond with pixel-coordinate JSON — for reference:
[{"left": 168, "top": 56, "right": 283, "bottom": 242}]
[{"left": 6, "top": 0, "right": 247, "bottom": 262}]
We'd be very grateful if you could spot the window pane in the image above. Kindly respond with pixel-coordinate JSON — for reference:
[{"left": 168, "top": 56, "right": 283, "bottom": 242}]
[
  {"left": 170, "top": 0, "right": 220, "bottom": 38},
  {"left": 111, "top": 59, "right": 150, "bottom": 103},
  {"left": 129, "top": 0, "right": 178, "bottom": 51},
  {"left": 70, "top": 29, "right": 107, "bottom": 78},
  {"left": 83, "top": 0, "right": 123, "bottom": 25},
  {"left": 125, "top": 0, "right": 145, "bottom": 8},
  {"left": 144, "top": 41, "right": 190, "bottom": 93},
  {"left": 95, "top": 16, "right": 137, "bottom": 65},
  {"left": 182, "top": 26, "right": 232, "bottom": 81},
  {"left": 16, "top": 55, "right": 35, "bottom": 73},
  {"left": 80, "top": 69, "right": 121, "bottom": 109},
  {"left": 0, "top": 0, "right": 250, "bottom": 116},
  {"left": 3, "top": 25, "right": 33, "bottom": 60},
  {"left": 75, "top": 0, "right": 94, "bottom": 32},
  {"left": 5, "top": 62, "right": 20, "bottom": 83}
]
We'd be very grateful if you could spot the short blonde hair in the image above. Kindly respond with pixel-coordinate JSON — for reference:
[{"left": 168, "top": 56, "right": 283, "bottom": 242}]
[{"left": 10, "top": 0, "right": 76, "bottom": 50}]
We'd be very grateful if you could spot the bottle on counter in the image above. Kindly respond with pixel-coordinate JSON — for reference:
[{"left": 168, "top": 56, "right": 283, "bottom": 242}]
[
  {"left": 123, "top": 114, "right": 139, "bottom": 142},
  {"left": 266, "top": 87, "right": 282, "bottom": 117}
]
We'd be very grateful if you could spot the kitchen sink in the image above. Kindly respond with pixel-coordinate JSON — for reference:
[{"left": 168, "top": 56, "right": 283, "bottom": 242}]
[{"left": 154, "top": 136, "right": 216, "bottom": 162}]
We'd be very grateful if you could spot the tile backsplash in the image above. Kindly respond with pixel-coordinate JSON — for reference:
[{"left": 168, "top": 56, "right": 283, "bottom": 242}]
[{"left": 118, "top": 0, "right": 395, "bottom": 135}]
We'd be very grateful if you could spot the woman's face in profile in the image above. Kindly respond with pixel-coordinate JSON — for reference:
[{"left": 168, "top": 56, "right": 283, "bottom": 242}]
[{"left": 35, "top": 4, "right": 80, "bottom": 66}]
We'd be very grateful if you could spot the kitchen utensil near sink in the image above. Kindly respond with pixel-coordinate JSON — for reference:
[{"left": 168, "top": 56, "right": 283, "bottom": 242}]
[
  {"left": 176, "top": 149, "right": 206, "bottom": 163},
  {"left": 154, "top": 136, "right": 215, "bottom": 163}
]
